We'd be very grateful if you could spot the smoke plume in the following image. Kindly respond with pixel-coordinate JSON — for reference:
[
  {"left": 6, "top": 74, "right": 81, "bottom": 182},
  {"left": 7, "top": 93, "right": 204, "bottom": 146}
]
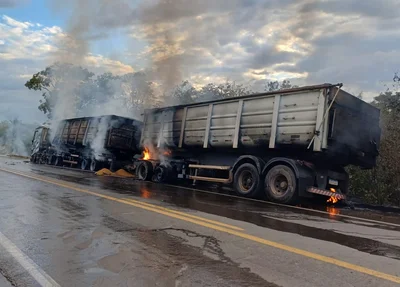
[{"left": 0, "top": 119, "right": 35, "bottom": 156}]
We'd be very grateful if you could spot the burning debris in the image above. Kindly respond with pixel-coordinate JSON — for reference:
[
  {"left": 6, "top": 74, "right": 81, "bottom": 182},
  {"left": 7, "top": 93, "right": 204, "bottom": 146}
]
[
  {"left": 142, "top": 147, "right": 151, "bottom": 160},
  {"left": 141, "top": 146, "right": 171, "bottom": 161},
  {"left": 327, "top": 188, "right": 339, "bottom": 204}
]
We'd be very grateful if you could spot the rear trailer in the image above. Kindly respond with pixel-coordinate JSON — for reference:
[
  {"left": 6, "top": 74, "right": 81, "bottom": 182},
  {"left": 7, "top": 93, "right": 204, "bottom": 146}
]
[{"left": 136, "top": 83, "right": 381, "bottom": 204}]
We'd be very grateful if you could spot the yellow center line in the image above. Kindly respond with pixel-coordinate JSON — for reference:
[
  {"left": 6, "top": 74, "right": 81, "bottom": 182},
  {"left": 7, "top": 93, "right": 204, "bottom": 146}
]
[
  {"left": 1, "top": 167, "right": 400, "bottom": 284},
  {"left": 122, "top": 197, "right": 243, "bottom": 231}
]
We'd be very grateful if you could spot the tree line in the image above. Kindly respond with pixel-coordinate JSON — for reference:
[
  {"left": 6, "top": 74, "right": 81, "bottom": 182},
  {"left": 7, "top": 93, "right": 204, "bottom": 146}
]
[{"left": 25, "top": 64, "right": 400, "bottom": 206}]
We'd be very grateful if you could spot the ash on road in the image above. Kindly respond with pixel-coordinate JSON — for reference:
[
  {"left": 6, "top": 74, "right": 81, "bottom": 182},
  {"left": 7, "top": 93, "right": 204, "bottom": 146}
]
[{"left": 0, "top": 156, "right": 399, "bottom": 287}]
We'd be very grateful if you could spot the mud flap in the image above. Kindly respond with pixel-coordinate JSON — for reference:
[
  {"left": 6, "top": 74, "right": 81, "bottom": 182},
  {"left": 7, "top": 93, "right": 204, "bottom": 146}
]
[
  {"left": 295, "top": 164, "right": 315, "bottom": 198},
  {"left": 307, "top": 187, "right": 346, "bottom": 200}
]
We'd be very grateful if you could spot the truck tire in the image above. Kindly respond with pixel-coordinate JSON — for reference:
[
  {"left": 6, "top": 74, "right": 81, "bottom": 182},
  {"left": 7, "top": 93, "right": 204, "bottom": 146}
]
[
  {"left": 47, "top": 155, "right": 55, "bottom": 165},
  {"left": 39, "top": 154, "right": 46, "bottom": 165},
  {"left": 110, "top": 160, "right": 122, "bottom": 172},
  {"left": 55, "top": 156, "right": 63, "bottom": 167},
  {"left": 81, "top": 158, "right": 90, "bottom": 170},
  {"left": 90, "top": 160, "right": 101, "bottom": 172},
  {"left": 153, "top": 166, "right": 168, "bottom": 183},
  {"left": 30, "top": 155, "right": 37, "bottom": 164},
  {"left": 264, "top": 165, "right": 298, "bottom": 204},
  {"left": 233, "top": 163, "right": 261, "bottom": 198},
  {"left": 136, "top": 161, "right": 153, "bottom": 181}
]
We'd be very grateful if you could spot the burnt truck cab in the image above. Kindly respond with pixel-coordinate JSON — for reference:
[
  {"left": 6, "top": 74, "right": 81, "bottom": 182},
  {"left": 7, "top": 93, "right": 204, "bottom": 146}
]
[
  {"left": 30, "top": 125, "right": 51, "bottom": 163},
  {"left": 135, "top": 83, "right": 381, "bottom": 204}
]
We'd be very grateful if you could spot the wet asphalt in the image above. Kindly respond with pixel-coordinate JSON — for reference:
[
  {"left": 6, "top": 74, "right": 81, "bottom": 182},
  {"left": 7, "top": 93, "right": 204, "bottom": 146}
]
[{"left": 0, "top": 156, "right": 399, "bottom": 287}]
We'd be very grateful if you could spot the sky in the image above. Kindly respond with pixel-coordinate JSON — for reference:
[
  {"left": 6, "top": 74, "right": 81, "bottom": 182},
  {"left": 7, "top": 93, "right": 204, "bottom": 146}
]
[{"left": 1, "top": 0, "right": 400, "bottom": 123}]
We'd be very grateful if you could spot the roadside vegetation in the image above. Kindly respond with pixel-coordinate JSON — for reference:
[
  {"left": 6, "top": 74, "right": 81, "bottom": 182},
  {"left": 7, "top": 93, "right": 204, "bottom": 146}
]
[
  {"left": 346, "top": 76, "right": 400, "bottom": 206},
  {"left": 0, "top": 119, "right": 36, "bottom": 156},
  {"left": 24, "top": 64, "right": 400, "bottom": 206}
]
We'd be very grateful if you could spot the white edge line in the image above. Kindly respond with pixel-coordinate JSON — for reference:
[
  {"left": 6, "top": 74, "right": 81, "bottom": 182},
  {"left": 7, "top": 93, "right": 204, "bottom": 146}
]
[{"left": 0, "top": 232, "right": 60, "bottom": 287}]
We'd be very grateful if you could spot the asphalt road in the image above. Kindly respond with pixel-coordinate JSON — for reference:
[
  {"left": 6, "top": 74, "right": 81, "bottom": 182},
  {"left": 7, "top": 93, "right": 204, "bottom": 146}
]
[{"left": 0, "top": 156, "right": 399, "bottom": 287}]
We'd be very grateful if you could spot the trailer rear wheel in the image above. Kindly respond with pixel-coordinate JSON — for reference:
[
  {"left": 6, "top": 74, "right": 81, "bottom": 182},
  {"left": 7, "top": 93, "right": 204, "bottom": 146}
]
[
  {"left": 90, "top": 160, "right": 101, "bottom": 172},
  {"left": 153, "top": 166, "right": 169, "bottom": 183},
  {"left": 136, "top": 161, "right": 153, "bottom": 181},
  {"left": 233, "top": 163, "right": 261, "bottom": 198},
  {"left": 39, "top": 154, "right": 46, "bottom": 165},
  {"left": 47, "top": 155, "right": 55, "bottom": 165},
  {"left": 55, "top": 156, "right": 63, "bottom": 167},
  {"left": 264, "top": 165, "right": 297, "bottom": 204},
  {"left": 30, "top": 155, "right": 37, "bottom": 164},
  {"left": 81, "top": 158, "right": 90, "bottom": 170}
]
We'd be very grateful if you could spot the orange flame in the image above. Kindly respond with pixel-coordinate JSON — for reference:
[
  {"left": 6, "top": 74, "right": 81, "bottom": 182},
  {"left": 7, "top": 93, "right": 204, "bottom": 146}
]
[
  {"left": 327, "top": 188, "right": 339, "bottom": 204},
  {"left": 163, "top": 149, "right": 172, "bottom": 156},
  {"left": 143, "top": 147, "right": 150, "bottom": 160}
]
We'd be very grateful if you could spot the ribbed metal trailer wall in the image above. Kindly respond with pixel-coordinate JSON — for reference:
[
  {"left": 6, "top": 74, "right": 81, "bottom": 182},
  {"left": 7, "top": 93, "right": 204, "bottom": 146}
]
[
  {"left": 136, "top": 84, "right": 381, "bottom": 203},
  {"left": 54, "top": 115, "right": 140, "bottom": 151},
  {"left": 142, "top": 85, "right": 329, "bottom": 151},
  {"left": 141, "top": 84, "right": 380, "bottom": 168}
]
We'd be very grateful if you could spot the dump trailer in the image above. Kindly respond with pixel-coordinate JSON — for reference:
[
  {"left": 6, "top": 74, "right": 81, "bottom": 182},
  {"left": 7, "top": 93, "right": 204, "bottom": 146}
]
[
  {"left": 31, "top": 115, "right": 142, "bottom": 171},
  {"left": 135, "top": 83, "right": 381, "bottom": 204}
]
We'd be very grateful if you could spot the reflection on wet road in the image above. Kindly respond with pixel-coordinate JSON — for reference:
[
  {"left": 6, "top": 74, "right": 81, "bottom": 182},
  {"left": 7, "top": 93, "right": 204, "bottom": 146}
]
[{"left": 0, "top": 157, "right": 400, "bottom": 287}]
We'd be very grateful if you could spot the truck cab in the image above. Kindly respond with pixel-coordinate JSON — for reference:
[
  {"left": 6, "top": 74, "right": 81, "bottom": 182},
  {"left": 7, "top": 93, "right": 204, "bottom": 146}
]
[{"left": 30, "top": 126, "right": 50, "bottom": 163}]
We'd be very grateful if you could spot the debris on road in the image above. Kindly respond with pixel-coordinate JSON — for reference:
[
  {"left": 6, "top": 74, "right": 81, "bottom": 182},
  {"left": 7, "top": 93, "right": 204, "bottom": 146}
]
[{"left": 95, "top": 168, "right": 134, "bottom": 178}]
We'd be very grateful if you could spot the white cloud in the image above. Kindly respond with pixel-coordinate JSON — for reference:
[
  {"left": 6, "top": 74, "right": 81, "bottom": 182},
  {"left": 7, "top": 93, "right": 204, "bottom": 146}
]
[
  {"left": 2, "top": 0, "right": 400, "bottom": 123},
  {"left": 84, "top": 54, "right": 134, "bottom": 75},
  {"left": 127, "top": 0, "right": 400, "bottom": 99},
  {"left": 0, "top": 15, "right": 135, "bottom": 123},
  {"left": 2, "top": 15, "right": 33, "bottom": 29}
]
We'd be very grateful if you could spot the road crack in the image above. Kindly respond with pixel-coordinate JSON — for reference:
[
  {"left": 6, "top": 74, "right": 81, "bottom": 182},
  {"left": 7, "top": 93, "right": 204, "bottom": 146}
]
[{"left": 0, "top": 267, "right": 17, "bottom": 287}]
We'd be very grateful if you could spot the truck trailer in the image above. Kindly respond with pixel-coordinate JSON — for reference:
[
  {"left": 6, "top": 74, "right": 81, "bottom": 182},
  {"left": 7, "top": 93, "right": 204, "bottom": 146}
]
[
  {"left": 31, "top": 115, "right": 142, "bottom": 172},
  {"left": 135, "top": 83, "right": 381, "bottom": 204}
]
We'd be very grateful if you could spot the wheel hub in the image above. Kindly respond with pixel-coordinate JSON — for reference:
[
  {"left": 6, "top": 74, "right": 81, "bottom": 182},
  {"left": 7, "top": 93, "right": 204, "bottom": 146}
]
[
  {"left": 272, "top": 174, "right": 289, "bottom": 195},
  {"left": 239, "top": 171, "right": 254, "bottom": 192},
  {"left": 280, "top": 181, "right": 288, "bottom": 189}
]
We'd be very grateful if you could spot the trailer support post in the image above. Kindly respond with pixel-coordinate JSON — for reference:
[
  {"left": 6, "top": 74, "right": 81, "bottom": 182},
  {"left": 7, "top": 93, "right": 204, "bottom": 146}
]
[{"left": 269, "top": 95, "right": 281, "bottom": 149}]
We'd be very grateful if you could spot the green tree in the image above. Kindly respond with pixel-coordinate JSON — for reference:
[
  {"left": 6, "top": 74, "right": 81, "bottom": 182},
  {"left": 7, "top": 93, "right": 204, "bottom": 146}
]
[
  {"left": 198, "top": 82, "right": 253, "bottom": 101},
  {"left": 169, "top": 81, "right": 198, "bottom": 105},
  {"left": 25, "top": 62, "right": 95, "bottom": 118},
  {"left": 120, "top": 72, "right": 159, "bottom": 110},
  {"left": 0, "top": 121, "right": 8, "bottom": 139},
  {"left": 169, "top": 80, "right": 253, "bottom": 105},
  {"left": 348, "top": 89, "right": 400, "bottom": 205},
  {"left": 265, "top": 80, "right": 298, "bottom": 92}
]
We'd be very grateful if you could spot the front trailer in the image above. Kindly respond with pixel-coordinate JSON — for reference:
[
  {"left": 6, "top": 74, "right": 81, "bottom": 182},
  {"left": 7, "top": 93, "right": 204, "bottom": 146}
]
[
  {"left": 135, "top": 83, "right": 380, "bottom": 204},
  {"left": 31, "top": 115, "right": 142, "bottom": 172}
]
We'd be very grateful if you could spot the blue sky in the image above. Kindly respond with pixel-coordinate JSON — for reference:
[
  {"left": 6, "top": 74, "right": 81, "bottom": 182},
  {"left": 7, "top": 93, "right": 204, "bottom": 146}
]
[
  {"left": 0, "top": 0, "right": 64, "bottom": 27},
  {"left": 1, "top": 0, "right": 400, "bottom": 123}
]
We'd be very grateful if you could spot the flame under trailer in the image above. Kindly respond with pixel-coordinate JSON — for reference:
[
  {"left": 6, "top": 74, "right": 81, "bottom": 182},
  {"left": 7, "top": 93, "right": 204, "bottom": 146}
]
[
  {"left": 30, "top": 115, "right": 142, "bottom": 172},
  {"left": 135, "top": 83, "right": 381, "bottom": 204}
]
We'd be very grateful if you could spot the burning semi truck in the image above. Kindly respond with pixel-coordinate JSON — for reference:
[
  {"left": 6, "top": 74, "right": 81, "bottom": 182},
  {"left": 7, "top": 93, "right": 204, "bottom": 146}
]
[
  {"left": 30, "top": 115, "right": 142, "bottom": 172},
  {"left": 135, "top": 83, "right": 381, "bottom": 204}
]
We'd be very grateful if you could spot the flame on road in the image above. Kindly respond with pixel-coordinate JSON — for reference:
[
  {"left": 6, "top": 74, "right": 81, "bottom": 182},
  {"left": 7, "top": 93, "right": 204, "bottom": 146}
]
[
  {"left": 143, "top": 147, "right": 150, "bottom": 160},
  {"left": 327, "top": 188, "right": 339, "bottom": 204},
  {"left": 326, "top": 206, "right": 340, "bottom": 216}
]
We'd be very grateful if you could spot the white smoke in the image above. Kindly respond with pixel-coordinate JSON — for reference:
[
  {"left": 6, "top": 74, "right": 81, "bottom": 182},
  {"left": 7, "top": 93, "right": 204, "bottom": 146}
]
[
  {"left": 90, "top": 117, "right": 109, "bottom": 160},
  {"left": 0, "top": 119, "right": 35, "bottom": 156}
]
